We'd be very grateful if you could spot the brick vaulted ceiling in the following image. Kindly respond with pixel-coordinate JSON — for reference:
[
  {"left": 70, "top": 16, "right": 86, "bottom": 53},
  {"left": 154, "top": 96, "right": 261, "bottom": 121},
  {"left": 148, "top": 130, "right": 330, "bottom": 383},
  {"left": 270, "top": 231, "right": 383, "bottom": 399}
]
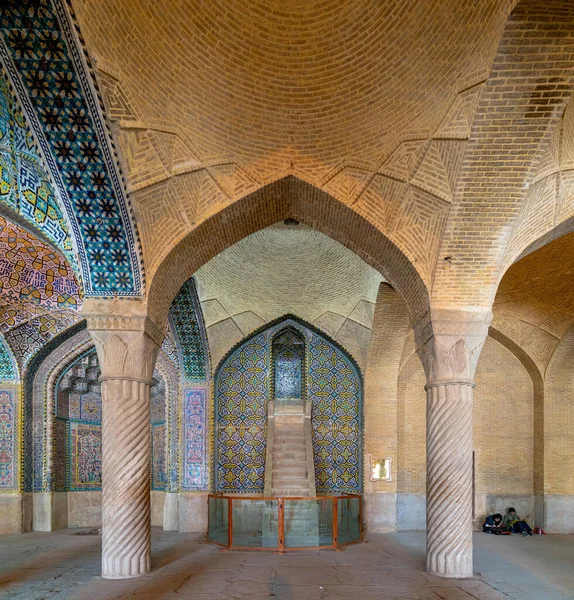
[
  {"left": 65, "top": 1, "right": 574, "bottom": 324},
  {"left": 72, "top": 0, "right": 512, "bottom": 173}
]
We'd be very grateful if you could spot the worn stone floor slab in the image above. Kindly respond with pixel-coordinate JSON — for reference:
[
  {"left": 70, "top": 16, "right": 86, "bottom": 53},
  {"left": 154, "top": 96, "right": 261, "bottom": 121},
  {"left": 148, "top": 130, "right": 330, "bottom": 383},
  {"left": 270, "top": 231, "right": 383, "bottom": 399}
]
[{"left": 0, "top": 529, "right": 572, "bottom": 599}]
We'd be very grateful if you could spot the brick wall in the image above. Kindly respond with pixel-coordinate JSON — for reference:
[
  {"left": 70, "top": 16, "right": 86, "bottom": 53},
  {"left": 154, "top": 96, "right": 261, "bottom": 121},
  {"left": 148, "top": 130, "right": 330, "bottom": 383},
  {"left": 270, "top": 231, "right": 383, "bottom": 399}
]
[
  {"left": 397, "top": 336, "right": 534, "bottom": 496},
  {"left": 545, "top": 324, "right": 574, "bottom": 495}
]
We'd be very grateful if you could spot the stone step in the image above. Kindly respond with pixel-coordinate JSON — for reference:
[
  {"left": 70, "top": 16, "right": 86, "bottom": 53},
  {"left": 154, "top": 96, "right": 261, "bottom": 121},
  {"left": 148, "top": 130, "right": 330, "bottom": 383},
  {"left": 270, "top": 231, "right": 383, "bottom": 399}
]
[
  {"left": 275, "top": 434, "right": 305, "bottom": 441},
  {"left": 274, "top": 478, "right": 308, "bottom": 486},
  {"left": 273, "top": 475, "right": 308, "bottom": 484},
  {"left": 274, "top": 459, "right": 306, "bottom": 467},
  {"left": 274, "top": 416, "right": 305, "bottom": 426},
  {"left": 272, "top": 488, "right": 310, "bottom": 496},
  {"left": 274, "top": 468, "right": 307, "bottom": 476},
  {"left": 274, "top": 449, "right": 306, "bottom": 457},
  {"left": 274, "top": 407, "right": 305, "bottom": 415}
]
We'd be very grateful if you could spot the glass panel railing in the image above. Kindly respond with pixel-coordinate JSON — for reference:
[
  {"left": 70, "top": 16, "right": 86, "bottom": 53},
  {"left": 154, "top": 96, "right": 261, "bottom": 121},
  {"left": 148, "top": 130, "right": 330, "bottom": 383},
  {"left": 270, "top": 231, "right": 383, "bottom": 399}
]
[
  {"left": 317, "top": 498, "right": 334, "bottom": 546},
  {"left": 337, "top": 496, "right": 361, "bottom": 545},
  {"left": 284, "top": 499, "right": 332, "bottom": 548},
  {"left": 231, "top": 499, "right": 279, "bottom": 548},
  {"left": 208, "top": 494, "right": 361, "bottom": 551},
  {"left": 208, "top": 496, "right": 228, "bottom": 546}
]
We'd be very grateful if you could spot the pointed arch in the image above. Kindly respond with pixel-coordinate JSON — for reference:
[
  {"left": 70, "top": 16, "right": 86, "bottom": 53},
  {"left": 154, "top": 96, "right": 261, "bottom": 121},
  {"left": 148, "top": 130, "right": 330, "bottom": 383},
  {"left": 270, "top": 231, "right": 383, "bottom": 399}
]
[{"left": 148, "top": 177, "right": 429, "bottom": 328}]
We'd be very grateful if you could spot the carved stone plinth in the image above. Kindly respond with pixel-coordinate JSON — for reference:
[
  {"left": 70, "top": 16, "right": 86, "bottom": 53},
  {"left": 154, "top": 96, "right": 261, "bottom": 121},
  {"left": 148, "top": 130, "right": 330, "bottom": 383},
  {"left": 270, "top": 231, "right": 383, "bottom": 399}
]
[
  {"left": 84, "top": 299, "right": 163, "bottom": 579},
  {"left": 415, "top": 308, "right": 492, "bottom": 579}
]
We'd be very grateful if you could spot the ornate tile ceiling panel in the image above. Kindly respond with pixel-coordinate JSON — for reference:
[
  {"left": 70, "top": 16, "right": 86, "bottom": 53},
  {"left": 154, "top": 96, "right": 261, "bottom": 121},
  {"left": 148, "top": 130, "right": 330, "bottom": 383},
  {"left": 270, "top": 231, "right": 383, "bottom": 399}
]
[
  {"left": 170, "top": 278, "right": 209, "bottom": 381},
  {"left": 0, "top": 333, "right": 17, "bottom": 379},
  {"left": 0, "top": 0, "right": 143, "bottom": 296},
  {"left": 5, "top": 309, "right": 81, "bottom": 368},
  {"left": 0, "top": 215, "right": 81, "bottom": 311},
  {"left": 0, "top": 64, "right": 73, "bottom": 262}
]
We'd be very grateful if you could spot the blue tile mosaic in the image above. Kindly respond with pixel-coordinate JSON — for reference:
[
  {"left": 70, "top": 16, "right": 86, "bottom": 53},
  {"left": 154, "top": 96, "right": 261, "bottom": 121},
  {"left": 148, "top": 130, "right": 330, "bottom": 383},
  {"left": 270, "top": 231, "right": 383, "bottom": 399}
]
[
  {"left": 0, "top": 1, "right": 143, "bottom": 295},
  {"left": 214, "top": 315, "right": 363, "bottom": 494}
]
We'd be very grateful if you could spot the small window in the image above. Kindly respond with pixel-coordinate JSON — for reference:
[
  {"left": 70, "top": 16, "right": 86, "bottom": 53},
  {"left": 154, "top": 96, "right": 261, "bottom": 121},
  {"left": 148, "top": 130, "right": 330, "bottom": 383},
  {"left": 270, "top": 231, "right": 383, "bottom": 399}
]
[{"left": 370, "top": 457, "right": 392, "bottom": 482}]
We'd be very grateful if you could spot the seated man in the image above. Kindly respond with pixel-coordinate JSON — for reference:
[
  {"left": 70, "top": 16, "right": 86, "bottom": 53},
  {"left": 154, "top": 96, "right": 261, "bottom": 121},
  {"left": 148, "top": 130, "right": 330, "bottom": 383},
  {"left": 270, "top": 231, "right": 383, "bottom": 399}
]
[
  {"left": 503, "top": 507, "right": 533, "bottom": 536},
  {"left": 483, "top": 513, "right": 504, "bottom": 534}
]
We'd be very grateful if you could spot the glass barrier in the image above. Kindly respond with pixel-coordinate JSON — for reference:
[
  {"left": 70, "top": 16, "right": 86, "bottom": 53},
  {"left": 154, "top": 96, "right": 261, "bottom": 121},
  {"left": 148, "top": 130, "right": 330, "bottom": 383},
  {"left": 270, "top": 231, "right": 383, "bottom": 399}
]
[
  {"left": 207, "top": 494, "right": 362, "bottom": 551},
  {"left": 231, "top": 499, "right": 279, "bottom": 548},
  {"left": 337, "top": 496, "right": 361, "bottom": 545},
  {"left": 208, "top": 496, "right": 228, "bottom": 546}
]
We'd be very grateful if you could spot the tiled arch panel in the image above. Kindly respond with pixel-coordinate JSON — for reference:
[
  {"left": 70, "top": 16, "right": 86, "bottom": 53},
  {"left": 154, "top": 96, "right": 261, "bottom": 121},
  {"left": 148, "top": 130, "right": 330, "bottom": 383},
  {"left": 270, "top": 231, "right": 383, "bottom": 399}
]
[
  {"left": 214, "top": 315, "right": 363, "bottom": 494},
  {"left": 0, "top": 0, "right": 144, "bottom": 295}
]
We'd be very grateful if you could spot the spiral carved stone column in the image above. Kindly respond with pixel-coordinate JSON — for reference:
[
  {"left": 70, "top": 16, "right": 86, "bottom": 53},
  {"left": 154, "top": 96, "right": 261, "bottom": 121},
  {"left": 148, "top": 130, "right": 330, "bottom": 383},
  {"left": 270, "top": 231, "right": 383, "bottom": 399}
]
[
  {"left": 426, "top": 380, "right": 474, "bottom": 577},
  {"left": 100, "top": 377, "right": 153, "bottom": 578},
  {"left": 85, "top": 299, "right": 162, "bottom": 579},
  {"left": 415, "top": 308, "right": 492, "bottom": 579}
]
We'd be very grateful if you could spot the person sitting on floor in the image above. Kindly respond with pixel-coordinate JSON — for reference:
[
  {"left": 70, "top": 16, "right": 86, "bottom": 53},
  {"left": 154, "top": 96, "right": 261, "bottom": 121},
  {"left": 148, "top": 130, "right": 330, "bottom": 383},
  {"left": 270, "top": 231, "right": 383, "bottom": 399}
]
[
  {"left": 503, "top": 507, "right": 533, "bottom": 536},
  {"left": 483, "top": 513, "right": 505, "bottom": 534}
]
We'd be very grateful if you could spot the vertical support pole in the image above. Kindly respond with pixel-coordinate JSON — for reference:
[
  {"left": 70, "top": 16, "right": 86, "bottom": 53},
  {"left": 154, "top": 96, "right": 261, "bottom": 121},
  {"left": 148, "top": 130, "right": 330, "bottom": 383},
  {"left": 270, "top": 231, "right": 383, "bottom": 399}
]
[
  {"left": 228, "top": 497, "right": 233, "bottom": 550},
  {"left": 333, "top": 497, "right": 338, "bottom": 549},
  {"left": 278, "top": 498, "right": 285, "bottom": 553}
]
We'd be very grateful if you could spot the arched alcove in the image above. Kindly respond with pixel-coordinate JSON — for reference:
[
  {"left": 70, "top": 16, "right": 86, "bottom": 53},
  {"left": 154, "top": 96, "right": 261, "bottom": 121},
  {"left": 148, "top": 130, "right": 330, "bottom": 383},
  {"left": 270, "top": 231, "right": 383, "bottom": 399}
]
[
  {"left": 214, "top": 315, "right": 363, "bottom": 495},
  {"left": 272, "top": 328, "right": 306, "bottom": 400}
]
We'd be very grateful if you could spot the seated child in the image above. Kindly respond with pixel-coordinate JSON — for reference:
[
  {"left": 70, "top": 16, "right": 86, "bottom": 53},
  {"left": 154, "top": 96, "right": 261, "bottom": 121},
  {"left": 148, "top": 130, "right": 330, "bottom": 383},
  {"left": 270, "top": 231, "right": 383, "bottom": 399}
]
[
  {"left": 483, "top": 513, "right": 505, "bottom": 534},
  {"left": 503, "top": 507, "right": 533, "bottom": 536}
]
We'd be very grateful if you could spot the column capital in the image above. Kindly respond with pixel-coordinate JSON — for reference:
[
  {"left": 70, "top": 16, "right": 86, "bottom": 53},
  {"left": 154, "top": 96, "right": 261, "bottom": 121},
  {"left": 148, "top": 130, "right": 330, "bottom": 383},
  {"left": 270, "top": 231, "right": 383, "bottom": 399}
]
[
  {"left": 414, "top": 307, "right": 492, "bottom": 384},
  {"left": 83, "top": 298, "right": 164, "bottom": 382}
]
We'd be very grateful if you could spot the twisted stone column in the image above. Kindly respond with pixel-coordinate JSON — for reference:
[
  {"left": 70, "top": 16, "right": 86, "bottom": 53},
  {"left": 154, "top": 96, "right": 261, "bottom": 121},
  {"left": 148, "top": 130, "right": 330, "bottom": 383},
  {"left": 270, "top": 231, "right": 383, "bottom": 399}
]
[
  {"left": 85, "top": 299, "right": 163, "bottom": 579},
  {"left": 415, "top": 308, "right": 491, "bottom": 578}
]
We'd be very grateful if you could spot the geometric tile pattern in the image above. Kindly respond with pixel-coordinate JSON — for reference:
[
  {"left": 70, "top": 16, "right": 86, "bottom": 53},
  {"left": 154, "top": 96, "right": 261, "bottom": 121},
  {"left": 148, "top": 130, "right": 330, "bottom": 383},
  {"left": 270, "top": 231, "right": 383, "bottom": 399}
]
[
  {"left": 215, "top": 331, "right": 268, "bottom": 493},
  {"left": 0, "top": 66, "right": 73, "bottom": 261},
  {"left": 273, "top": 328, "right": 305, "bottom": 399},
  {"left": 0, "top": 333, "right": 17, "bottom": 380},
  {"left": 182, "top": 385, "right": 208, "bottom": 491},
  {"left": 0, "top": 386, "right": 18, "bottom": 490},
  {"left": 214, "top": 315, "right": 363, "bottom": 494},
  {"left": 169, "top": 278, "right": 208, "bottom": 380},
  {"left": 53, "top": 416, "right": 66, "bottom": 492},
  {"left": 309, "top": 332, "right": 362, "bottom": 493},
  {"left": 0, "top": 215, "right": 81, "bottom": 312},
  {"left": 0, "top": 1, "right": 143, "bottom": 295},
  {"left": 151, "top": 424, "right": 166, "bottom": 491},
  {"left": 69, "top": 422, "right": 101, "bottom": 491},
  {"left": 160, "top": 323, "right": 180, "bottom": 370},
  {"left": 5, "top": 309, "right": 81, "bottom": 368}
]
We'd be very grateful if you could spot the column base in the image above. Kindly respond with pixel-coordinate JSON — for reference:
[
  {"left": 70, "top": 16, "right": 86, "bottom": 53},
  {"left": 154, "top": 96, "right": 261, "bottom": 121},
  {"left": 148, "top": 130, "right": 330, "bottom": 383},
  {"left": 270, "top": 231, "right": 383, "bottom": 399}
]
[{"left": 102, "top": 555, "right": 151, "bottom": 579}]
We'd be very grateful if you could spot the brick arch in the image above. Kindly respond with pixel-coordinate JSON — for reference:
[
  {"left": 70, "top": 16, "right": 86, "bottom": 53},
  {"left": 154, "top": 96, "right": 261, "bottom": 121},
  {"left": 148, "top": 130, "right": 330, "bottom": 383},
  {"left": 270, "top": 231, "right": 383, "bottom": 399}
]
[
  {"left": 147, "top": 177, "right": 429, "bottom": 327},
  {"left": 431, "top": 0, "right": 574, "bottom": 309},
  {"left": 487, "top": 326, "right": 545, "bottom": 503}
]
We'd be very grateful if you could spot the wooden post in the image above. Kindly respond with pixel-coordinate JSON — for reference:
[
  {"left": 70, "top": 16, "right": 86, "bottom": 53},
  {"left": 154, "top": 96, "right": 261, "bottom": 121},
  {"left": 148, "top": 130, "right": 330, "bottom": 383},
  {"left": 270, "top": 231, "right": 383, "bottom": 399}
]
[
  {"left": 228, "top": 497, "right": 233, "bottom": 549},
  {"left": 333, "top": 497, "right": 338, "bottom": 548},
  {"left": 278, "top": 498, "right": 285, "bottom": 553}
]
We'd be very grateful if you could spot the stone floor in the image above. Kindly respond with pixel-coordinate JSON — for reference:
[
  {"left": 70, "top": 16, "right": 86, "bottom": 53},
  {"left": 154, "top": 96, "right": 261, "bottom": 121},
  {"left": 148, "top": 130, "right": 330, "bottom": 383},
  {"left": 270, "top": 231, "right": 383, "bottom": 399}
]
[{"left": 0, "top": 529, "right": 573, "bottom": 600}]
